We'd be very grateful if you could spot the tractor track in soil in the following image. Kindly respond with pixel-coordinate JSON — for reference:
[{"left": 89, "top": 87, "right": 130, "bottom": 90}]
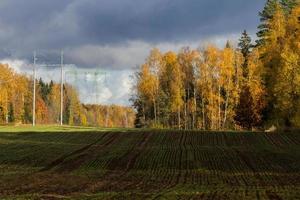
[{"left": 40, "top": 132, "right": 121, "bottom": 172}]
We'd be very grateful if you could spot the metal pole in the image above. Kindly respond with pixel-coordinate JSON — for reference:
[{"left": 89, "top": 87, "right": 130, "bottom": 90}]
[
  {"left": 33, "top": 51, "right": 36, "bottom": 126},
  {"left": 60, "top": 50, "right": 64, "bottom": 126}
]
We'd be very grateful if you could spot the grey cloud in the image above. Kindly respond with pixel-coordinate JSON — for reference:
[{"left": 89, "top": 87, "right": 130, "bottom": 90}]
[
  {"left": 69, "top": 0, "right": 264, "bottom": 44},
  {"left": 66, "top": 41, "right": 151, "bottom": 69},
  {"left": 0, "top": 0, "right": 264, "bottom": 57},
  {"left": 64, "top": 34, "right": 240, "bottom": 70}
]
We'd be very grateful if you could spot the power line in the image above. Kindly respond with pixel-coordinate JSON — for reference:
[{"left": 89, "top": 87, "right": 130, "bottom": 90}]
[
  {"left": 65, "top": 69, "right": 106, "bottom": 104},
  {"left": 60, "top": 51, "right": 64, "bottom": 126},
  {"left": 33, "top": 51, "right": 37, "bottom": 126},
  {"left": 32, "top": 51, "right": 107, "bottom": 126},
  {"left": 32, "top": 50, "right": 65, "bottom": 126}
]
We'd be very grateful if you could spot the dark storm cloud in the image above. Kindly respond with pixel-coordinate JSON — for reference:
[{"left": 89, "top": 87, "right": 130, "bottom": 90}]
[
  {"left": 75, "top": 0, "right": 264, "bottom": 43},
  {"left": 0, "top": 0, "right": 264, "bottom": 46},
  {"left": 0, "top": 0, "right": 265, "bottom": 67}
]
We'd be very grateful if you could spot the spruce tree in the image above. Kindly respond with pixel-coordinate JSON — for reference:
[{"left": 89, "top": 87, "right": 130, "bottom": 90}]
[
  {"left": 236, "top": 31, "right": 259, "bottom": 130},
  {"left": 234, "top": 85, "right": 258, "bottom": 130},
  {"left": 225, "top": 40, "right": 232, "bottom": 49},
  {"left": 260, "top": 3, "right": 286, "bottom": 124},
  {"left": 238, "top": 30, "right": 252, "bottom": 78},
  {"left": 256, "top": 0, "right": 278, "bottom": 46},
  {"left": 256, "top": 0, "right": 298, "bottom": 46}
]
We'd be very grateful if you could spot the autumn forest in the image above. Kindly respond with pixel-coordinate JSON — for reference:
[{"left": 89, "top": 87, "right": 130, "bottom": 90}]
[
  {"left": 132, "top": 0, "right": 300, "bottom": 130},
  {"left": 0, "top": 64, "right": 135, "bottom": 127}
]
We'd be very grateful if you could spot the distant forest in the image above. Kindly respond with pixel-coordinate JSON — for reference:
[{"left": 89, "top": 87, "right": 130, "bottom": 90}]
[
  {"left": 0, "top": 64, "right": 135, "bottom": 127},
  {"left": 132, "top": 0, "right": 300, "bottom": 130}
]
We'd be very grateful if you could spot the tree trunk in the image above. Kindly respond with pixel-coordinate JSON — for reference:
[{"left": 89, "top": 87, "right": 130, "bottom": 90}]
[
  {"left": 142, "top": 104, "right": 146, "bottom": 123},
  {"left": 223, "top": 78, "right": 230, "bottom": 129},
  {"left": 223, "top": 93, "right": 229, "bottom": 129},
  {"left": 193, "top": 87, "right": 197, "bottom": 129},
  {"left": 105, "top": 107, "right": 110, "bottom": 127},
  {"left": 211, "top": 85, "right": 214, "bottom": 130},
  {"left": 202, "top": 93, "right": 205, "bottom": 130},
  {"left": 124, "top": 112, "right": 128, "bottom": 128},
  {"left": 187, "top": 87, "right": 190, "bottom": 130},
  {"left": 5, "top": 95, "right": 8, "bottom": 124},
  {"left": 178, "top": 106, "right": 181, "bottom": 130},
  {"left": 184, "top": 89, "right": 187, "bottom": 130},
  {"left": 234, "top": 53, "right": 239, "bottom": 131},
  {"left": 153, "top": 100, "right": 157, "bottom": 124},
  {"left": 184, "top": 102, "right": 187, "bottom": 130},
  {"left": 156, "top": 82, "right": 160, "bottom": 123},
  {"left": 218, "top": 84, "right": 221, "bottom": 130}
]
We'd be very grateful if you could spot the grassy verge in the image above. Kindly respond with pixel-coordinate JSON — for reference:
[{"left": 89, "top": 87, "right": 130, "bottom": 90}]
[{"left": 0, "top": 125, "right": 136, "bottom": 132}]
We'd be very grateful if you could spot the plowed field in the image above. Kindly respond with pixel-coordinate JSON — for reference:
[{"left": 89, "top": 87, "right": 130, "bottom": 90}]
[{"left": 0, "top": 130, "right": 299, "bottom": 199}]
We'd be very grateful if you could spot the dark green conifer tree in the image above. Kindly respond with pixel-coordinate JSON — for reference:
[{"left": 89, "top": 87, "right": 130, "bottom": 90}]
[
  {"left": 238, "top": 30, "right": 252, "bottom": 78},
  {"left": 257, "top": 0, "right": 299, "bottom": 46},
  {"left": 256, "top": 0, "right": 278, "bottom": 46},
  {"left": 234, "top": 85, "right": 258, "bottom": 130}
]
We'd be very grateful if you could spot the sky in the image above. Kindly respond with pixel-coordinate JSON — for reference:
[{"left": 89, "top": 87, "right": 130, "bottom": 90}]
[{"left": 0, "top": 0, "right": 265, "bottom": 105}]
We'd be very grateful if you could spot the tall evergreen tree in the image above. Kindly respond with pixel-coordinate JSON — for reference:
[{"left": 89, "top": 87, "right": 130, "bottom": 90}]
[
  {"left": 236, "top": 32, "right": 264, "bottom": 129},
  {"left": 234, "top": 85, "right": 258, "bottom": 130},
  {"left": 238, "top": 30, "right": 252, "bottom": 78},
  {"left": 256, "top": 0, "right": 278, "bottom": 46},
  {"left": 38, "top": 78, "right": 52, "bottom": 105},
  {"left": 273, "top": 4, "right": 300, "bottom": 126},
  {"left": 238, "top": 30, "right": 252, "bottom": 58},
  {"left": 259, "top": 2, "right": 286, "bottom": 124},
  {"left": 257, "top": 0, "right": 299, "bottom": 46}
]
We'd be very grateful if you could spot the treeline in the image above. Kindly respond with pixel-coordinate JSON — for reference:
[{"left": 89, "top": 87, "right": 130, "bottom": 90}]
[
  {"left": 0, "top": 64, "right": 135, "bottom": 127},
  {"left": 132, "top": 0, "right": 300, "bottom": 130},
  {"left": 82, "top": 104, "right": 135, "bottom": 128}
]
